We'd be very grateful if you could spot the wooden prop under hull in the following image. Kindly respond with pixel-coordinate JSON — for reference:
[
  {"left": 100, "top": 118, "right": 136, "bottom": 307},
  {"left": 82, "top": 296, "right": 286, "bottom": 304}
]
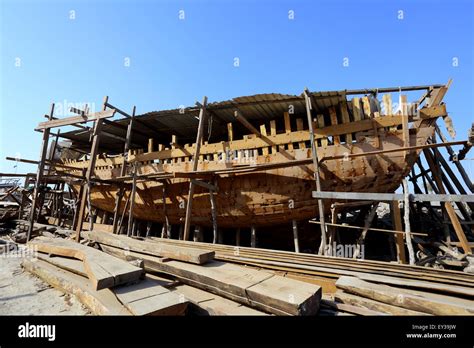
[{"left": 70, "top": 127, "right": 434, "bottom": 228}]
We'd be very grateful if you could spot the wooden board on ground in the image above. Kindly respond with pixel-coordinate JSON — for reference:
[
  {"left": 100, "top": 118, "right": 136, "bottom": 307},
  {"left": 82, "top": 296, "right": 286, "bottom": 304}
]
[
  {"left": 170, "top": 283, "right": 268, "bottom": 316},
  {"left": 22, "top": 258, "right": 131, "bottom": 315},
  {"left": 86, "top": 230, "right": 215, "bottom": 265},
  {"left": 334, "top": 290, "right": 429, "bottom": 316},
  {"left": 320, "top": 298, "right": 385, "bottom": 316},
  {"left": 113, "top": 277, "right": 188, "bottom": 316},
  {"left": 336, "top": 276, "right": 474, "bottom": 315},
  {"left": 28, "top": 237, "right": 142, "bottom": 290},
  {"left": 99, "top": 244, "right": 322, "bottom": 316}
]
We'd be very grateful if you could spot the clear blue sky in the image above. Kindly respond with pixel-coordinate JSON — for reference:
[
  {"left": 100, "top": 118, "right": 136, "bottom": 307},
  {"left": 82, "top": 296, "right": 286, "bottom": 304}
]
[{"left": 1, "top": 0, "right": 473, "bottom": 174}]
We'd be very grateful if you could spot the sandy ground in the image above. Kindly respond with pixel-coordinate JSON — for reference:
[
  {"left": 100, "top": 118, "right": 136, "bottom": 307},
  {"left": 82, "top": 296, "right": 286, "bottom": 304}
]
[{"left": 0, "top": 241, "right": 89, "bottom": 315}]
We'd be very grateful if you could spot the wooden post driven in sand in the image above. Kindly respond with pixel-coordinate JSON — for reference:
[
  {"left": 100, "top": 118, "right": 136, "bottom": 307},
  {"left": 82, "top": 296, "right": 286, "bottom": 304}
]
[{"left": 183, "top": 96, "right": 208, "bottom": 241}]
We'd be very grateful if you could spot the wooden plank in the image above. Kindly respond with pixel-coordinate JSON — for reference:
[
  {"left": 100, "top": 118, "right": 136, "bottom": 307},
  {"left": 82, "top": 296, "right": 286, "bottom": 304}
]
[
  {"left": 87, "top": 230, "right": 215, "bottom": 264},
  {"left": 336, "top": 276, "right": 474, "bottom": 315},
  {"left": 114, "top": 277, "right": 188, "bottom": 315},
  {"left": 334, "top": 290, "right": 429, "bottom": 316},
  {"left": 339, "top": 102, "right": 352, "bottom": 143},
  {"left": 400, "top": 95, "right": 410, "bottom": 159},
  {"left": 28, "top": 236, "right": 143, "bottom": 290},
  {"left": 283, "top": 112, "right": 291, "bottom": 133},
  {"left": 36, "top": 109, "right": 116, "bottom": 130},
  {"left": 321, "top": 298, "right": 386, "bottom": 316},
  {"left": 100, "top": 244, "right": 322, "bottom": 316},
  {"left": 170, "top": 283, "right": 268, "bottom": 315},
  {"left": 22, "top": 258, "right": 131, "bottom": 315},
  {"left": 184, "top": 97, "right": 208, "bottom": 240}
]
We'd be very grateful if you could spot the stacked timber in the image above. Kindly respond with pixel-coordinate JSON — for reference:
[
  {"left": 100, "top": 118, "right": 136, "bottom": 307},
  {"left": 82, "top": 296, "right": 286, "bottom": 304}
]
[
  {"left": 91, "top": 236, "right": 474, "bottom": 316},
  {"left": 85, "top": 231, "right": 323, "bottom": 315},
  {"left": 333, "top": 276, "right": 474, "bottom": 316}
]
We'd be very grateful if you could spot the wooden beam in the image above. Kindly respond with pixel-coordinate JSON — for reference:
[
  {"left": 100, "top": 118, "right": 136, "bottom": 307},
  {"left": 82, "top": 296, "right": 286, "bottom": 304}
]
[
  {"left": 234, "top": 110, "right": 260, "bottom": 136},
  {"left": 303, "top": 89, "right": 327, "bottom": 255},
  {"left": 320, "top": 139, "right": 466, "bottom": 162},
  {"left": 260, "top": 124, "right": 269, "bottom": 155},
  {"left": 183, "top": 96, "right": 208, "bottom": 241},
  {"left": 36, "top": 109, "right": 116, "bottom": 130},
  {"left": 28, "top": 236, "right": 143, "bottom": 290},
  {"left": 75, "top": 96, "right": 108, "bottom": 242},
  {"left": 390, "top": 201, "right": 407, "bottom": 264},
  {"left": 328, "top": 106, "right": 340, "bottom": 145},
  {"left": 127, "top": 164, "right": 138, "bottom": 237},
  {"left": 336, "top": 276, "right": 474, "bottom": 315},
  {"left": 112, "top": 106, "right": 136, "bottom": 235},
  {"left": 87, "top": 230, "right": 215, "bottom": 264},
  {"left": 27, "top": 103, "right": 54, "bottom": 241}
]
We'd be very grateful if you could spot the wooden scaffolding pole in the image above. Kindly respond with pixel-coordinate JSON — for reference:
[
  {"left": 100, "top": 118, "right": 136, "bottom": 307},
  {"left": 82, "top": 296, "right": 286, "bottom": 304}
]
[
  {"left": 112, "top": 105, "right": 136, "bottom": 234},
  {"left": 75, "top": 96, "right": 108, "bottom": 242},
  {"left": 303, "top": 89, "right": 327, "bottom": 255},
  {"left": 390, "top": 201, "right": 407, "bottom": 264},
  {"left": 27, "top": 103, "right": 55, "bottom": 241},
  {"left": 127, "top": 163, "right": 138, "bottom": 237},
  {"left": 183, "top": 96, "right": 208, "bottom": 241},
  {"left": 423, "top": 148, "right": 472, "bottom": 254}
]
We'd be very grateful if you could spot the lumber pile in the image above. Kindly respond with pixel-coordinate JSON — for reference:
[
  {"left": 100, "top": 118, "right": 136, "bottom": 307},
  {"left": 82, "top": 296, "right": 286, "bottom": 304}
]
[
  {"left": 28, "top": 236, "right": 143, "bottom": 290},
  {"left": 333, "top": 276, "right": 474, "bottom": 316},
  {"left": 85, "top": 232, "right": 322, "bottom": 315},
  {"left": 22, "top": 237, "right": 189, "bottom": 315}
]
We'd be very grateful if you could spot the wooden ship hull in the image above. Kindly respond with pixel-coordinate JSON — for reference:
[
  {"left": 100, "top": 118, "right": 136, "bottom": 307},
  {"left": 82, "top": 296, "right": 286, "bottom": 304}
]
[{"left": 57, "top": 85, "right": 449, "bottom": 228}]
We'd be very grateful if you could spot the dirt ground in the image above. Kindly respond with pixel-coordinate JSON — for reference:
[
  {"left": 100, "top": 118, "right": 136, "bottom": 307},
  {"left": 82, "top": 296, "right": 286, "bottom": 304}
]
[{"left": 0, "top": 239, "right": 89, "bottom": 315}]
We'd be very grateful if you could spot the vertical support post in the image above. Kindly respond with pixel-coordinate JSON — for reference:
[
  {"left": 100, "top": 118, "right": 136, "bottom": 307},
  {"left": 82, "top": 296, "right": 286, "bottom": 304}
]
[
  {"left": 112, "top": 106, "right": 135, "bottom": 234},
  {"left": 292, "top": 220, "right": 300, "bottom": 253},
  {"left": 390, "top": 201, "right": 407, "bottom": 264},
  {"left": 28, "top": 103, "right": 55, "bottom": 241},
  {"left": 162, "top": 180, "right": 170, "bottom": 238},
  {"left": 402, "top": 179, "right": 416, "bottom": 264},
  {"left": 210, "top": 189, "right": 218, "bottom": 243},
  {"left": 236, "top": 228, "right": 241, "bottom": 246},
  {"left": 424, "top": 149, "right": 471, "bottom": 254},
  {"left": 75, "top": 96, "right": 107, "bottom": 242},
  {"left": 303, "top": 89, "right": 328, "bottom": 255},
  {"left": 183, "top": 96, "right": 208, "bottom": 241},
  {"left": 250, "top": 226, "right": 257, "bottom": 248},
  {"left": 127, "top": 163, "right": 138, "bottom": 237}
]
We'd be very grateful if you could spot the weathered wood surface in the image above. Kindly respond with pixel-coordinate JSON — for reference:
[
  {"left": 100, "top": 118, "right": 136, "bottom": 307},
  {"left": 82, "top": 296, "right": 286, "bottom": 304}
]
[
  {"left": 36, "top": 109, "right": 116, "bottom": 130},
  {"left": 86, "top": 231, "right": 215, "bottom": 264},
  {"left": 66, "top": 127, "right": 434, "bottom": 227},
  {"left": 169, "top": 282, "right": 268, "bottom": 316},
  {"left": 98, "top": 244, "right": 322, "bottom": 316},
  {"left": 28, "top": 237, "right": 143, "bottom": 290},
  {"left": 114, "top": 277, "right": 188, "bottom": 316},
  {"left": 22, "top": 258, "right": 131, "bottom": 315},
  {"left": 336, "top": 276, "right": 474, "bottom": 315},
  {"left": 151, "top": 237, "right": 474, "bottom": 288},
  {"left": 334, "top": 290, "right": 429, "bottom": 316},
  {"left": 321, "top": 298, "right": 386, "bottom": 316}
]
